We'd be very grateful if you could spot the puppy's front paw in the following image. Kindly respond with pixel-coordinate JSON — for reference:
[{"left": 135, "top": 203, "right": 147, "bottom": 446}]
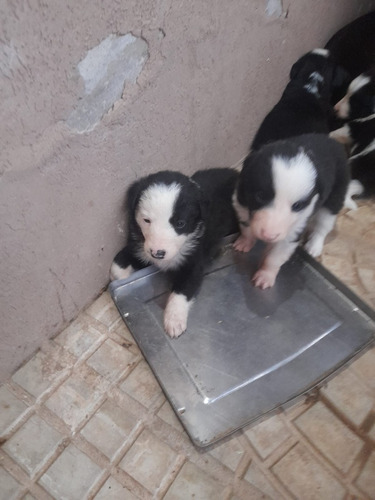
[
  {"left": 164, "top": 293, "right": 191, "bottom": 338},
  {"left": 304, "top": 237, "right": 324, "bottom": 258},
  {"left": 252, "top": 268, "right": 277, "bottom": 289},
  {"left": 233, "top": 235, "right": 255, "bottom": 253},
  {"left": 110, "top": 262, "right": 134, "bottom": 281}
]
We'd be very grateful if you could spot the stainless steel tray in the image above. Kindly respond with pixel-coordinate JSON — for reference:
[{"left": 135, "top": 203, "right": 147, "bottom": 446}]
[{"left": 109, "top": 238, "right": 375, "bottom": 447}]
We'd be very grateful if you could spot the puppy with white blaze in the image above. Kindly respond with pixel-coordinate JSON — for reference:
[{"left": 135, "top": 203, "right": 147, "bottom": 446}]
[
  {"left": 233, "top": 134, "right": 349, "bottom": 289},
  {"left": 110, "top": 169, "right": 239, "bottom": 338}
]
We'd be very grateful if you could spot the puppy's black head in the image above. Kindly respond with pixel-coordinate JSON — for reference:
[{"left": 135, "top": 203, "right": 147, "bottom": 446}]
[
  {"left": 334, "top": 72, "right": 375, "bottom": 120},
  {"left": 289, "top": 48, "right": 347, "bottom": 101},
  {"left": 129, "top": 171, "right": 206, "bottom": 269}
]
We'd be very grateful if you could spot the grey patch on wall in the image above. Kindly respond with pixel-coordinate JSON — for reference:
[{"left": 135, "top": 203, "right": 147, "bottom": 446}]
[
  {"left": 67, "top": 33, "right": 149, "bottom": 133},
  {"left": 266, "top": 0, "right": 283, "bottom": 17}
]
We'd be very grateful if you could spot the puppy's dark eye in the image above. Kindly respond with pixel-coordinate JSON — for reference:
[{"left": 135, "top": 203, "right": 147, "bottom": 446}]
[
  {"left": 176, "top": 220, "right": 186, "bottom": 229},
  {"left": 143, "top": 218, "right": 151, "bottom": 223},
  {"left": 292, "top": 200, "right": 305, "bottom": 212}
]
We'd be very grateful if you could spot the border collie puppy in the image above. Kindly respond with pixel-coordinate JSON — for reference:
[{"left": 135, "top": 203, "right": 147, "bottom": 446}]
[
  {"left": 251, "top": 49, "right": 347, "bottom": 150},
  {"left": 110, "top": 168, "right": 239, "bottom": 338},
  {"left": 331, "top": 114, "right": 375, "bottom": 197},
  {"left": 334, "top": 72, "right": 375, "bottom": 121},
  {"left": 233, "top": 134, "right": 349, "bottom": 289},
  {"left": 325, "top": 11, "right": 375, "bottom": 100}
]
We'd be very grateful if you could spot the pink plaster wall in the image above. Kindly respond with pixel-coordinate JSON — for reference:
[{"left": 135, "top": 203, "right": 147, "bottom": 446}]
[{"left": 1, "top": 0, "right": 374, "bottom": 381}]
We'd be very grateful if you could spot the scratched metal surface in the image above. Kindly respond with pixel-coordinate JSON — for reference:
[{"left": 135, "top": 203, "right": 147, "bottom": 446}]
[{"left": 109, "top": 240, "right": 375, "bottom": 447}]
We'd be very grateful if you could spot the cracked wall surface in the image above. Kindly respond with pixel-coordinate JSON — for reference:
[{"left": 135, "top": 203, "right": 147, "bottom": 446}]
[{"left": 1, "top": 0, "right": 375, "bottom": 381}]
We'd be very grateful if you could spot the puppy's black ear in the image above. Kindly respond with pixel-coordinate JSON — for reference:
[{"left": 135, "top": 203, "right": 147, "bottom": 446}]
[
  {"left": 332, "top": 64, "right": 350, "bottom": 90},
  {"left": 290, "top": 55, "right": 306, "bottom": 80},
  {"left": 199, "top": 195, "right": 210, "bottom": 222},
  {"left": 126, "top": 178, "right": 145, "bottom": 213}
]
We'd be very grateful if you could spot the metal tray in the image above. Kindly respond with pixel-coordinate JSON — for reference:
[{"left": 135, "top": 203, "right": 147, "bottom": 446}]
[{"left": 109, "top": 238, "right": 375, "bottom": 447}]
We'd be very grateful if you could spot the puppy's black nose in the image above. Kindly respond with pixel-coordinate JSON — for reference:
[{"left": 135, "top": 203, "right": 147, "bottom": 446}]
[{"left": 151, "top": 249, "right": 166, "bottom": 259}]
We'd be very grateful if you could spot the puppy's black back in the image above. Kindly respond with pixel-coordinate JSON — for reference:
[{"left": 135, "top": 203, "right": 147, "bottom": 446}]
[{"left": 192, "top": 168, "right": 239, "bottom": 254}]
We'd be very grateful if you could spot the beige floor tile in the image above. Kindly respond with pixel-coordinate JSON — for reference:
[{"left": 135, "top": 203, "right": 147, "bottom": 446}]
[
  {"left": 0, "top": 467, "right": 22, "bottom": 499},
  {"left": 294, "top": 401, "right": 363, "bottom": 473},
  {"left": 355, "top": 450, "right": 375, "bottom": 498},
  {"left": 244, "top": 414, "right": 291, "bottom": 459},
  {"left": 39, "top": 444, "right": 102, "bottom": 499},
  {"left": 81, "top": 399, "right": 137, "bottom": 459},
  {"left": 272, "top": 444, "right": 346, "bottom": 500},
  {"left": 120, "top": 360, "right": 162, "bottom": 408},
  {"left": 86, "top": 291, "right": 121, "bottom": 327},
  {"left": 0, "top": 386, "right": 28, "bottom": 436},
  {"left": 94, "top": 476, "right": 138, "bottom": 499},
  {"left": 209, "top": 437, "right": 244, "bottom": 472},
  {"left": 321, "top": 369, "right": 373, "bottom": 427},
  {"left": 119, "top": 429, "right": 177, "bottom": 493},
  {"left": 86, "top": 339, "right": 136, "bottom": 382},
  {"left": 2, "top": 415, "right": 63, "bottom": 476},
  {"left": 45, "top": 369, "right": 109, "bottom": 430},
  {"left": 164, "top": 461, "right": 225, "bottom": 500},
  {"left": 351, "top": 347, "right": 375, "bottom": 392},
  {"left": 244, "top": 460, "right": 281, "bottom": 499},
  {"left": 12, "top": 350, "right": 68, "bottom": 399},
  {"left": 54, "top": 316, "right": 104, "bottom": 357},
  {"left": 157, "top": 400, "right": 184, "bottom": 431}
]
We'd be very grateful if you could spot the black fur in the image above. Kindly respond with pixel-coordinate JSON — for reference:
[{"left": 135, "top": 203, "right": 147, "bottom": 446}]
[
  {"left": 111, "top": 168, "right": 239, "bottom": 335},
  {"left": 341, "top": 116, "right": 375, "bottom": 196},
  {"left": 251, "top": 50, "right": 346, "bottom": 150},
  {"left": 239, "top": 134, "right": 349, "bottom": 217},
  {"left": 325, "top": 11, "right": 375, "bottom": 100}
]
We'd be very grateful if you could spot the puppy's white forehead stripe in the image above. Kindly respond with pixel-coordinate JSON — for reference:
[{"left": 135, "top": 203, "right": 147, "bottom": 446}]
[
  {"left": 348, "top": 74, "right": 371, "bottom": 95},
  {"left": 272, "top": 152, "right": 316, "bottom": 202},
  {"left": 138, "top": 183, "right": 181, "bottom": 221},
  {"left": 311, "top": 48, "right": 329, "bottom": 57}
]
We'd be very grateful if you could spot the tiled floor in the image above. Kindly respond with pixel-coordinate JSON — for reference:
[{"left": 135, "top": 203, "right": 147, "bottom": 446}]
[{"left": 1, "top": 200, "right": 374, "bottom": 500}]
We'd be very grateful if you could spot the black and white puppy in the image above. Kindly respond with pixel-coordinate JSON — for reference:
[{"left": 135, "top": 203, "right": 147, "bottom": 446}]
[
  {"left": 233, "top": 134, "right": 349, "bottom": 289},
  {"left": 251, "top": 49, "right": 346, "bottom": 151},
  {"left": 110, "top": 168, "right": 239, "bottom": 337},
  {"left": 325, "top": 11, "right": 375, "bottom": 102},
  {"left": 334, "top": 72, "right": 375, "bottom": 121},
  {"left": 330, "top": 114, "right": 375, "bottom": 197}
]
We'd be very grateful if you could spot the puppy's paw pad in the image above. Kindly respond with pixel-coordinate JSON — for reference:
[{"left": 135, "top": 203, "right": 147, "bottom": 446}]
[
  {"left": 304, "top": 239, "right": 323, "bottom": 258},
  {"left": 233, "top": 235, "right": 254, "bottom": 253},
  {"left": 252, "top": 269, "right": 276, "bottom": 289}
]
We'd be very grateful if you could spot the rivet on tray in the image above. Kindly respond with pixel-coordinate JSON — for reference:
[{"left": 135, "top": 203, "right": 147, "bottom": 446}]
[
  {"left": 124, "top": 313, "right": 130, "bottom": 318},
  {"left": 178, "top": 407, "right": 186, "bottom": 414}
]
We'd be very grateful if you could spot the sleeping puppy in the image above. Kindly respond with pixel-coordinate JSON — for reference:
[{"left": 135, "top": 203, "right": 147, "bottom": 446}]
[
  {"left": 110, "top": 168, "right": 239, "bottom": 337},
  {"left": 251, "top": 49, "right": 347, "bottom": 151},
  {"left": 330, "top": 114, "right": 375, "bottom": 197},
  {"left": 334, "top": 71, "right": 375, "bottom": 121},
  {"left": 233, "top": 134, "right": 349, "bottom": 289}
]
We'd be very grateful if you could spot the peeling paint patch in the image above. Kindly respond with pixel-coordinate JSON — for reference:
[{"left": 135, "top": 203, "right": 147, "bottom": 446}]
[
  {"left": 67, "top": 33, "right": 148, "bottom": 133},
  {"left": 266, "top": 0, "right": 283, "bottom": 17}
]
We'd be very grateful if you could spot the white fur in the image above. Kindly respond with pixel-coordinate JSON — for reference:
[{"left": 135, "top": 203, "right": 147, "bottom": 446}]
[
  {"left": 329, "top": 124, "right": 352, "bottom": 145},
  {"left": 334, "top": 74, "right": 371, "bottom": 119},
  {"left": 311, "top": 48, "right": 329, "bottom": 57},
  {"left": 164, "top": 293, "right": 192, "bottom": 338},
  {"left": 251, "top": 152, "right": 317, "bottom": 242},
  {"left": 135, "top": 183, "right": 201, "bottom": 270},
  {"left": 304, "top": 71, "right": 323, "bottom": 95},
  {"left": 350, "top": 137, "right": 375, "bottom": 159},
  {"left": 110, "top": 262, "right": 134, "bottom": 281},
  {"left": 253, "top": 239, "right": 299, "bottom": 289},
  {"left": 344, "top": 180, "right": 364, "bottom": 210},
  {"left": 304, "top": 208, "right": 336, "bottom": 257}
]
